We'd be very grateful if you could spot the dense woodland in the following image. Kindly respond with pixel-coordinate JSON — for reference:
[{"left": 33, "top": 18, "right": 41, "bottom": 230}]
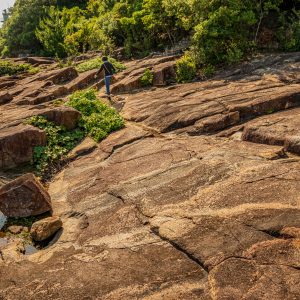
[{"left": 0, "top": 0, "right": 299, "bottom": 71}]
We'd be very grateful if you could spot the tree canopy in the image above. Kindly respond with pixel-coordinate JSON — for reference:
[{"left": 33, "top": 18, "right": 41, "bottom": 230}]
[{"left": 0, "top": 0, "right": 299, "bottom": 68}]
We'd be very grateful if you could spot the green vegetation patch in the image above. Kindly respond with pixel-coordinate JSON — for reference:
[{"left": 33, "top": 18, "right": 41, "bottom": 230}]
[
  {"left": 176, "top": 54, "right": 197, "bottom": 83},
  {"left": 26, "top": 89, "right": 124, "bottom": 177},
  {"left": 140, "top": 68, "right": 154, "bottom": 87},
  {"left": 75, "top": 57, "right": 126, "bottom": 73},
  {"left": 67, "top": 89, "right": 124, "bottom": 142},
  {"left": 0, "top": 61, "right": 39, "bottom": 77},
  {"left": 26, "top": 116, "right": 85, "bottom": 175}
]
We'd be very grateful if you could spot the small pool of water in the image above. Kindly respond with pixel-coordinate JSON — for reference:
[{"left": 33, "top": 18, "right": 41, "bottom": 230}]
[
  {"left": 0, "top": 237, "right": 8, "bottom": 248},
  {"left": 25, "top": 244, "right": 38, "bottom": 255},
  {"left": 0, "top": 212, "right": 6, "bottom": 231}
]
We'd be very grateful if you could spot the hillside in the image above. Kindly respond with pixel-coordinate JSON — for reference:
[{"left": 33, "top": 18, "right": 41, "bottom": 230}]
[{"left": 0, "top": 51, "right": 299, "bottom": 299}]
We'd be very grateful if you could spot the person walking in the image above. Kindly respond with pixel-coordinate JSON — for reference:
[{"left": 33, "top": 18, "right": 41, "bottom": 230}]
[{"left": 96, "top": 57, "right": 116, "bottom": 96}]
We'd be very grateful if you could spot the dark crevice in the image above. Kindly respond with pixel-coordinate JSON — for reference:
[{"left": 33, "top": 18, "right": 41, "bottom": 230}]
[
  {"left": 107, "top": 191, "right": 126, "bottom": 204},
  {"left": 150, "top": 226, "right": 209, "bottom": 273}
]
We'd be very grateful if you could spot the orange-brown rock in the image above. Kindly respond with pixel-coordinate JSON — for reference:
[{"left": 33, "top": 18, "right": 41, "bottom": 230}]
[
  {"left": 0, "top": 124, "right": 46, "bottom": 169},
  {"left": 242, "top": 107, "right": 300, "bottom": 155},
  {"left": 40, "top": 107, "right": 81, "bottom": 130},
  {"left": 31, "top": 216, "right": 62, "bottom": 242},
  {"left": 0, "top": 91, "right": 13, "bottom": 105},
  {"left": 0, "top": 173, "right": 51, "bottom": 217},
  {"left": 0, "top": 53, "right": 300, "bottom": 299}
]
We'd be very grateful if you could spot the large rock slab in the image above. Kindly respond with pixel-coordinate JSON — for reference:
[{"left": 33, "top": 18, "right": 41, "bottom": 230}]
[
  {"left": 242, "top": 107, "right": 300, "bottom": 154},
  {"left": 122, "top": 79, "right": 300, "bottom": 134},
  {"left": 0, "top": 173, "right": 52, "bottom": 217},
  {"left": 0, "top": 124, "right": 46, "bottom": 169}
]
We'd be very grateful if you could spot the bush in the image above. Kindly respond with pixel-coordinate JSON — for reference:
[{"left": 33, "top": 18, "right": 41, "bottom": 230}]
[
  {"left": 202, "top": 64, "right": 215, "bottom": 78},
  {"left": 0, "top": 61, "right": 37, "bottom": 77},
  {"left": 75, "top": 57, "right": 126, "bottom": 73},
  {"left": 140, "top": 68, "right": 154, "bottom": 87},
  {"left": 176, "top": 54, "right": 197, "bottom": 83},
  {"left": 26, "top": 116, "right": 84, "bottom": 175},
  {"left": 67, "top": 89, "right": 124, "bottom": 142}
]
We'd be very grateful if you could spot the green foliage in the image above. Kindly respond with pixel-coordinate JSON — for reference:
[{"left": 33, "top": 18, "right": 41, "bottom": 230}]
[
  {"left": 140, "top": 68, "right": 154, "bottom": 86},
  {"left": 0, "top": 61, "right": 37, "bottom": 77},
  {"left": 5, "top": 216, "right": 38, "bottom": 229},
  {"left": 277, "top": 9, "right": 300, "bottom": 51},
  {"left": 67, "top": 89, "right": 124, "bottom": 142},
  {"left": 202, "top": 64, "right": 215, "bottom": 78},
  {"left": 36, "top": 6, "right": 89, "bottom": 58},
  {"left": 1, "top": 0, "right": 299, "bottom": 70},
  {"left": 75, "top": 57, "right": 126, "bottom": 73},
  {"left": 26, "top": 116, "right": 84, "bottom": 174},
  {"left": 0, "top": 0, "right": 56, "bottom": 56},
  {"left": 176, "top": 54, "right": 197, "bottom": 83}
]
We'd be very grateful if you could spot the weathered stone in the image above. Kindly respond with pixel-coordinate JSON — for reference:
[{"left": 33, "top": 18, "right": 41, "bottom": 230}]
[
  {"left": 7, "top": 226, "right": 23, "bottom": 235},
  {"left": 209, "top": 258, "right": 300, "bottom": 299},
  {"left": 31, "top": 216, "right": 62, "bottom": 242},
  {"left": 38, "top": 67, "right": 78, "bottom": 85},
  {"left": 153, "top": 60, "right": 176, "bottom": 86},
  {"left": 122, "top": 79, "right": 300, "bottom": 133},
  {"left": 68, "top": 137, "right": 97, "bottom": 160},
  {"left": 0, "top": 124, "right": 46, "bottom": 169},
  {"left": 242, "top": 107, "right": 300, "bottom": 155},
  {"left": 0, "top": 91, "right": 13, "bottom": 105},
  {"left": 66, "top": 69, "right": 101, "bottom": 93},
  {"left": 281, "top": 227, "right": 300, "bottom": 239},
  {"left": 0, "top": 174, "right": 52, "bottom": 217},
  {"left": 40, "top": 107, "right": 81, "bottom": 130}
]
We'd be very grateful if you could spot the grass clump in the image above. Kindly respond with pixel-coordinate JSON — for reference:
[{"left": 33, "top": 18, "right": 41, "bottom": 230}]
[
  {"left": 176, "top": 54, "right": 197, "bottom": 83},
  {"left": 26, "top": 116, "right": 84, "bottom": 175},
  {"left": 140, "top": 68, "right": 154, "bottom": 87},
  {"left": 0, "top": 60, "right": 38, "bottom": 77},
  {"left": 75, "top": 57, "right": 126, "bottom": 73},
  {"left": 67, "top": 89, "right": 124, "bottom": 142}
]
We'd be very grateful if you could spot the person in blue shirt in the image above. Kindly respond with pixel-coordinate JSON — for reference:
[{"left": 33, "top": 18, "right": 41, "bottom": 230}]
[{"left": 96, "top": 57, "right": 116, "bottom": 96}]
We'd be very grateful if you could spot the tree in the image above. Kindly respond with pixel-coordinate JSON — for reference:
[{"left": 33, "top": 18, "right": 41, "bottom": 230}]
[{"left": 0, "top": 0, "right": 56, "bottom": 56}]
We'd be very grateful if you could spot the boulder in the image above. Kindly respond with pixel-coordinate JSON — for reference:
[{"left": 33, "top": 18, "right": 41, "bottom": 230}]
[
  {"left": 0, "top": 91, "right": 13, "bottom": 105},
  {"left": 0, "top": 174, "right": 52, "bottom": 218},
  {"left": 31, "top": 216, "right": 62, "bottom": 242},
  {"left": 40, "top": 107, "right": 81, "bottom": 130},
  {"left": 0, "top": 124, "right": 46, "bottom": 169}
]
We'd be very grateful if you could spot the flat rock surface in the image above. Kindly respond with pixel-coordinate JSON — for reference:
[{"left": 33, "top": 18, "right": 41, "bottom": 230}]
[{"left": 0, "top": 53, "right": 300, "bottom": 299}]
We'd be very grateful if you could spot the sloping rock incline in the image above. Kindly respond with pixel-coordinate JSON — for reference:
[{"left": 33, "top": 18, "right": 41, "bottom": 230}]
[{"left": 0, "top": 53, "right": 300, "bottom": 299}]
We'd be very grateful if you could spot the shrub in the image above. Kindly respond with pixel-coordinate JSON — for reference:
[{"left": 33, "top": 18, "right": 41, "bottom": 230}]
[
  {"left": 140, "top": 68, "right": 154, "bottom": 87},
  {"left": 75, "top": 57, "right": 126, "bottom": 73},
  {"left": 67, "top": 89, "right": 124, "bottom": 142},
  {"left": 26, "top": 116, "right": 84, "bottom": 175},
  {"left": 0, "top": 61, "right": 37, "bottom": 77},
  {"left": 176, "top": 54, "right": 197, "bottom": 83},
  {"left": 202, "top": 64, "right": 215, "bottom": 78}
]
